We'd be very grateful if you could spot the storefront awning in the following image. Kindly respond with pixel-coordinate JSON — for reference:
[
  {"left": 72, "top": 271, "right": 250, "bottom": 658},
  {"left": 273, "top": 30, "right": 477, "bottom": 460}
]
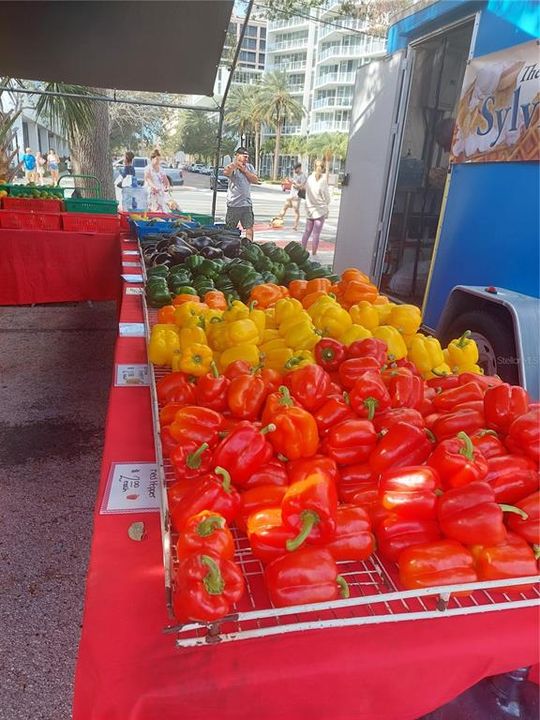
[{"left": 0, "top": 0, "right": 234, "bottom": 95}]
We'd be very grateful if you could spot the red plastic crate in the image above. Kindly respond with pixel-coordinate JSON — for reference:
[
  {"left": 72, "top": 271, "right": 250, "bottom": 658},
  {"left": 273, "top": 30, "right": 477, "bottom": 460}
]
[
  {"left": 61, "top": 213, "right": 120, "bottom": 233},
  {"left": 1, "top": 196, "right": 64, "bottom": 213},
  {"left": 0, "top": 210, "right": 62, "bottom": 230}
]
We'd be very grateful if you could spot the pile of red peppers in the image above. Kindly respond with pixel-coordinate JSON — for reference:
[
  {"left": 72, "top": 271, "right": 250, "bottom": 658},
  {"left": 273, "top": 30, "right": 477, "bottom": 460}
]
[{"left": 157, "top": 338, "right": 540, "bottom": 622}]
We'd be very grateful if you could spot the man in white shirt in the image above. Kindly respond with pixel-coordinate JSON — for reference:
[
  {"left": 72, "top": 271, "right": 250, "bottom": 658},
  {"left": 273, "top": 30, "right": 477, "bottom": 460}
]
[{"left": 276, "top": 163, "right": 307, "bottom": 231}]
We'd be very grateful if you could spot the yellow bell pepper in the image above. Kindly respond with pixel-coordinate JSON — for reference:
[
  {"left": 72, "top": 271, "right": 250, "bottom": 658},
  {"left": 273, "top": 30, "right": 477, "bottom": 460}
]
[
  {"left": 172, "top": 343, "right": 213, "bottom": 376},
  {"left": 281, "top": 320, "right": 320, "bottom": 350},
  {"left": 274, "top": 298, "right": 303, "bottom": 325},
  {"left": 206, "top": 320, "right": 231, "bottom": 353},
  {"left": 261, "top": 328, "right": 280, "bottom": 343},
  {"left": 373, "top": 302, "right": 395, "bottom": 325},
  {"left": 202, "top": 308, "right": 223, "bottom": 326},
  {"left": 174, "top": 301, "right": 206, "bottom": 329},
  {"left": 219, "top": 343, "right": 260, "bottom": 371},
  {"left": 148, "top": 324, "right": 180, "bottom": 366},
  {"left": 446, "top": 331, "right": 479, "bottom": 368},
  {"left": 409, "top": 335, "right": 445, "bottom": 374},
  {"left": 423, "top": 362, "right": 453, "bottom": 379},
  {"left": 339, "top": 324, "right": 373, "bottom": 346},
  {"left": 457, "top": 364, "right": 484, "bottom": 375},
  {"left": 313, "top": 304, "right": 352, "bottom": 339},
  {"left": 373, "top": 325, "right": 408, "bottom": 360},
  {"left": 283, "top": 350, "right": 315, "bottom": 372},
  {"left": 179, "top": 326, "right": 207, "bottom": 347},
  {"left": 307, "top": 295, "right": 336, "bottom": 322},
  {"left": 389, "top": 304, "right": 422, "bottom": 335},
  {"left": 225, "top": 318, "right": 259, "bottom": 346},
  {"left": 349, "top": 301, "right": 379, "bottom": 330},
  {"left": 260, "top": 339, "right": 294, "bottom": 371},
  {"left": 249, "top": 302, "right": 266, "bottom": 341},
  {"left": 223, "top": 300, "right": 249, "bottom": 322},
  {"left": 264, "top": 308, "right": 277, "bottom": 329}
]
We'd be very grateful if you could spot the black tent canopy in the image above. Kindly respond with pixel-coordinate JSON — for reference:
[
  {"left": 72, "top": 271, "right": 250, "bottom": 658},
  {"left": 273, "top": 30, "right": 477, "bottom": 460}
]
[{"left": 0, "top": 0, "right": 234, "bottom": 95}]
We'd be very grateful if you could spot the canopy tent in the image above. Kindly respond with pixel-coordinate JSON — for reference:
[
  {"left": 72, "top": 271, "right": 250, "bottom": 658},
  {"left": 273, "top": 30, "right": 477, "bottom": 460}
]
[{"left": 0, "top": 0, "right": 234, "bottom": 96}]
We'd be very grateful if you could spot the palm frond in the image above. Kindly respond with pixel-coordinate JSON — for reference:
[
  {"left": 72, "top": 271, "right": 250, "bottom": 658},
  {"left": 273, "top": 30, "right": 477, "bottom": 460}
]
[{"left": 35, "top": 83, "right": 97, "bottom": 138}]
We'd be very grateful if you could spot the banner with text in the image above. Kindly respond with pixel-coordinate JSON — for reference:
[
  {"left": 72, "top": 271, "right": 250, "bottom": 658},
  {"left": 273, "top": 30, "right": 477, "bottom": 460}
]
[{"left": 451, "top": 39, "right": 539, "bottom": 164}]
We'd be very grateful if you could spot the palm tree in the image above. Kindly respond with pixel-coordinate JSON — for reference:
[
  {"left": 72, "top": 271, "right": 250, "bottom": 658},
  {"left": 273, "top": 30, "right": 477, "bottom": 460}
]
[
  {"left": 258, "top": 72, "right": 304, "bottom": 181},
  {"left": 36, "top": 84, "right": 115, "bottom": 199},
  {"left": 226, "top": 85, "right": 255, "bottom": 147},
  {"left": 244, "top": 88, "right": 264, "bottom": 174}
]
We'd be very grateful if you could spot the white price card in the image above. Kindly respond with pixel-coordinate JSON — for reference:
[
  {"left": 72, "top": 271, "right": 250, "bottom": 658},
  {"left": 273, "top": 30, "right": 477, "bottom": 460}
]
[
  {"left": 121, "top": 274, "right": 144, "bottom": 283},
  {"left": 115, "top": 364, "right": 150, "bottom": 386},
  {"left": 119, "top": 322, "right": 146, "bottom": 337},
  {"left": 122, "top": 250, "right": 139, "bottom": 256},
  {"left": 122, "top": 261, "right": 141, "bottom": 267},
  {"left": 125, "top": 287, "right": 144, "bottom": 296},
  {"left": 100, "top": 462, "right": 160, "bottom": 514}
]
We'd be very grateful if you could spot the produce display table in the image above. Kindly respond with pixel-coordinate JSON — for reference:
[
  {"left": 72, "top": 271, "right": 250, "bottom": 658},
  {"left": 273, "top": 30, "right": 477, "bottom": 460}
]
[
  {"left": 72, "top": 249, "right": 539, "bottom": 720},
  {"left": 0, "top": 228, "right": 122, "bottom": 305}
]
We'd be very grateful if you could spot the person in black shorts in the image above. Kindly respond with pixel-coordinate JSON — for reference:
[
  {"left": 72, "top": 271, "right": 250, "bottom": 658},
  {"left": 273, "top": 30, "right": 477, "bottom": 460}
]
[{"left": 223, "top": 146, "right": 259, "bottom": 240}]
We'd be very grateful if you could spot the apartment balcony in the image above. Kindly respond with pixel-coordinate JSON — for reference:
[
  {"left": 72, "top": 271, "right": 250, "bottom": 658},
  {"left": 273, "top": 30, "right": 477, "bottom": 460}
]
[
  {"left": 318, "top": 17, "right": 370, "bottom": 42},
  {"left": 268, "top": 37, "right": 309, "bottom": 53},
  {"left": 312, "top": 96, "right": 353, "bottom": 110},
  {"left": 311, "top": 119, "right": 350, "bottom": 133},
  {"left": 265, "top": 124, "right": 303, "bottom": 136},
  {"left": 270, "top": 60, "right": 307, "bottom": 72},
  {"left": 288, "top": 86, "right": 305, "bottom": 95},
  {"left": 317, "top": 43, "right": 372, "bottom": 63},
  {"left": 268, "top": 16, "right": 310, "bottom": 31},
  {"left": 314, "top": 71, "right": 356, "bottom": 89}
]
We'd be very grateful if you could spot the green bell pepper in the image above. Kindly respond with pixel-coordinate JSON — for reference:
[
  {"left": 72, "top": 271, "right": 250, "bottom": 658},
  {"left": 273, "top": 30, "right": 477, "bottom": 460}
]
[
  {"left": 284, "top": 241, "right": 309, "bottom": 265},
  {"left": 146, "top": 266, "right": 169, "bottom": 279},
  {"left": 184, "top": 255, "right": 205, "bottom": 272}
]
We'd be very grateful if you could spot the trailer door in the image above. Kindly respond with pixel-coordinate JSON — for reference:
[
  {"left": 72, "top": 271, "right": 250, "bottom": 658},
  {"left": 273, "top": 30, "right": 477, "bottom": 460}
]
[{"left": 334, "top": 50, "right": 410, "bottom": 276}]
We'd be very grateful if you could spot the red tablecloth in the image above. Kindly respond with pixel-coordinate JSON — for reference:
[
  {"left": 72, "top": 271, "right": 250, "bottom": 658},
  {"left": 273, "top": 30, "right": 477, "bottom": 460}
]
[
  {"left": 0, "top": 228, "right": 123, "bottom": 305},
  {"left": 72, "top": 264, "right": 539, "bottom": 720}
]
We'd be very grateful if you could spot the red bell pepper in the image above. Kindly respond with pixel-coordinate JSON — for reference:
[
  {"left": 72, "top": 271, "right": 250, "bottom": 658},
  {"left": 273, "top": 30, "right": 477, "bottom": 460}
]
[
  {"left": 338, "top": 357, "right": 381, "bottom": 389},
  {"left": 241, "top": 458, "right": 289, "bottom": 489},
  {"left": 382, "top": 367, "right": 424, "bottom": 410},
  {"left": 505, "top": 408, "right": 540, "bottom": 465},
  {"left": 315, "top": 338, "right": 346, "bottom": 372},
  {"left": 160, "top": 401, "right": 189, "bottom": 427},
  {"left": 326, "top": 506, "right": 374, "bottom": 562},
  {"left": 428, "top": 431, "right": 488, "bottom": 489},
  {"left": 160, "top": 425, "right": 178, "bottom": 457},
  {"left": 246, "top": 507, "right": 296, "bottom": 564},
  {"left": 433, "top": 381, "right": 484, "bottom": 413},
  {"left": 261, "top": 385, "right": 299, "bottom": 425},
  {"left": 470, "top": 429, "right": 507, "bottom": 459},
  {"left": 173, "top": 552, "right": 244, "bottom": 622},
  {"left": 282, "top": 472, "right": 338, "bottom": 550},
  {"left": 484, "top": 454, "right": 539, "bottom": 504},
  {"left": 324, "top": 418, "right": 378, "bottom": 466},
  {"left": 167, "top": 477, "right": 193, "bottom": 512},
  {"left": 336, "top": 463, "right": 376, "bottom": 503},
  {"left": 236, "top": 484, "right": 288, "bottom": 532},
  {"left": 227, "top": 374, "right": 268, "bottom": 420},
  {"left": 399, "top": 540, "right": 477, "bottom": 590},
  {"left": 265, "top": 547, "right": 349, "bottom": 607},
  {"left": 432, "top": 407, "right": 485, "bottom": 441},
  {"left": 471, "top": 532, "right": 538, "bottom": 589},
  {"left": 195, "top": 362, "right": 230, "bottom": 412},
  {"left": 170, "top": 441, "right": 212, "bottom": 481},
  {"left": 212, "top": 423, "right": 275, "bottom": 487},
  {"left": 437, "top": 481, "right": 527, "bottom": 546},
  {"left": 484, "top": 383, "right": 529, "bottom": 434},
  {"left": 379, "top": 466, "right": 441, "bottom": 520},
  {"left": 373, "top": 407, "right": 424, "bottom": 433},
  {"left": 170, "top": 467, "right": 241, "bottom": 531},
  {"left": 176, "top": 511, "right": 234, "bottom": 560},
  {"left": 419, "top": 387, "right": 437, "bottom": 416},
  {"left": 258, "top": 367, "right": 283, "bottom": 393},
  {"left": 347, "top": 337, "right": 387, "bottom": 365},
  {"left": 268, "top": 403, "right": 319, "bottom": 461},
  {"left": 156, "top": 372, "right": 196, "bottom": 404},
  {"left": 313, "top": 394, "right": 357, "bottom": 436},
  {"left": 169, "top": 406, "right": 223, "bottom": 446},
  {"left": 349, "top": 370, "right": 392, "bottom": 420},
  {"left": 506, "top": 491, "right": 539, "bottom": 549},
  {"left": 458, "top": 372, "right": 503, "bottom": 390},
  {"left": 285, "top": 364, "right": 331, "bottom": 412},
  {"left": 377, "top": 515, "right": 441, "bottom": 561},
  {"left": 223, "top": 360, "right": 252, "bottom": 379},
  {"left": 426, "top": 375, "right": 460, "bottom": 392},
  {"left": 287, "top": 455, "right": 339, "bottom": 485},
  {"left": 369, "top": 422, "right": 434, "bottom": 475},
  {"left": 452, "top": 400, "right": 485, "bottom": 413}
]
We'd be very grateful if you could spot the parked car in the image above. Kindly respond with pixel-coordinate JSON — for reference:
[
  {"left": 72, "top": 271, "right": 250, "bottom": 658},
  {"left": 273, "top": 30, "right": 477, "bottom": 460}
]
[
  {"left": 113, "top": 157, "right": 184, "bottom": 186},
  {"left": 210, "top": 169, "right": 228, "bottom": 191},
  {"left": 191, "top": 164, "right": 206, "bottom": 174}
]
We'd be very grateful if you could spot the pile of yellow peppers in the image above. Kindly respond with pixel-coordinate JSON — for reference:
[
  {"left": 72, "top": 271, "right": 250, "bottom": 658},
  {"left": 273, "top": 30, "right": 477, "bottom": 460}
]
[{"left": 147, "top": 271, "right": 482, "bottom": 380}]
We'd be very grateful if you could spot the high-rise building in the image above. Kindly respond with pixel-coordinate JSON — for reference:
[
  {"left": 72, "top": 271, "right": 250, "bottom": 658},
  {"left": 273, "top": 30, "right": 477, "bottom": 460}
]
[
  {"left": 214, "top": 14, "right": 267, "bottom": 97},
  {"left": 265, "top": 4, "right": 386, "bottom": 137}
]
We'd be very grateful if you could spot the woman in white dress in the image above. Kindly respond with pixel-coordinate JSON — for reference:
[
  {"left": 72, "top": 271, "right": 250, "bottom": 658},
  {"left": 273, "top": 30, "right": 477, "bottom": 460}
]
[{"left": 144, "top": 149, "right": 170, "bottom": 212}]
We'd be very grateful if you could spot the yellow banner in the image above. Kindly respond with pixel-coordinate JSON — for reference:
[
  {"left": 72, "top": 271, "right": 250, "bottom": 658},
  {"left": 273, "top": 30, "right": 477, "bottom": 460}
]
[{"left": 451, "top": 39, "right": 540, "bottom": 163}]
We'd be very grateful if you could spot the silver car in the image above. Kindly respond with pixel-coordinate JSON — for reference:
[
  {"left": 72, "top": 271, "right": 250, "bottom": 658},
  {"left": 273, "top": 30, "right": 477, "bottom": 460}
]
[{"left": 113, "top": 157, "right": 184, "bottom": 186}]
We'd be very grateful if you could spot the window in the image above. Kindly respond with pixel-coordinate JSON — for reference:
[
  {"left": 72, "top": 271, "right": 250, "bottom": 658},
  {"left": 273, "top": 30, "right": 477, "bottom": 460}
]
[
  {"left": 239, "top": 50, "right": 256, "bottom": 64},
  {"left": 260, "top": 39, "right": 266, "bottom": 50},
  {"left": 245, "top": 25, "right": 257, "bottom": 37},
  {"left": 260, "top": 27, "right": 266, "bottom": 38},
  {"left": 243, "top": 37, "right": 257, "bottom": 50}
]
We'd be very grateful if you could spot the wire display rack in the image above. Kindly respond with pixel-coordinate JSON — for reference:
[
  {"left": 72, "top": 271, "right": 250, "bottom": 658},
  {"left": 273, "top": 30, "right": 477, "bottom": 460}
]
[{"left": 139, "top": 253, "right": 540, "bottom": 649}]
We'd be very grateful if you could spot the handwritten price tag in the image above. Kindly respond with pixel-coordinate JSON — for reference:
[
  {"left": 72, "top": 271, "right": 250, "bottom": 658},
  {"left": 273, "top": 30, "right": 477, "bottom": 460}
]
[
  {"left": 122, "top": 261, "right": 141, "bottom": 268},
  {"left": 101, "top": 463, "right": 160, "bottom": 514},
  {"left": 119, "top": 322, "right": 146, "bottom": 337},
  {"left": 122, "top": 250, "right": 139, "bottom": 256},
  {"left": 121, "top": 274, "right": 144, "bottom": 283},
  {"left": 125, "top": 287, "right": 144, "bottom": 296},
  {"left": 115, "top": 364, "right": 150, "bottom": 386}
]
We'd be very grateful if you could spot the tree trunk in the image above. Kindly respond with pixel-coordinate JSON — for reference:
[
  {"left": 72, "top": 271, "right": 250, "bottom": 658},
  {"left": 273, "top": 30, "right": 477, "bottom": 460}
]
[
  {"left": 272, "top": 117, "right": 282, "bottom": 182},
  {"left": 70, "top": 92, "right": 115, "bottom": 200},
  {"left": 254, "top": 122, "right": 261, "bottom": 175}
]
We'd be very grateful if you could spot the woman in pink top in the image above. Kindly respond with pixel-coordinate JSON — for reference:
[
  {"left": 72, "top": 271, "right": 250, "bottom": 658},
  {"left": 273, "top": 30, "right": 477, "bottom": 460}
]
[{"left": 301, "top": 159, "right": 331, "bottom": 256}]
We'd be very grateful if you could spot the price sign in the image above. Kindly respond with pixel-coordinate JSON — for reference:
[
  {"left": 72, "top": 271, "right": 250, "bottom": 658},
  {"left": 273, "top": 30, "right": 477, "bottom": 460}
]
[
  {"left": 115, "top": 364, "right": 150, "bottom": 386},
  {"left": 101, "top": 463, "right": 160, "bottom": 514},
  {"left": 122, "top": 250, "right": 139, "bottom": 256},
  {"left": 121, "top": 274, "right": 144, "bottom": 283},
  {"left": 119, "top": 322, "right": 146, "bottom": 337},
  {"left": 122, "top": 261, "right": 141, "bottom": 268},
  {"left": 125, "top": 287, "right": 144, "bottom": 296}
]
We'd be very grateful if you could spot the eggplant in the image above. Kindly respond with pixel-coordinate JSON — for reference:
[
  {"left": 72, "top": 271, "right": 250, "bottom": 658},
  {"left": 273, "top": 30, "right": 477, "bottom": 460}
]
[
  {"left": 168, "top": 245, "right": 194, "bottom": 263},
  {"left": 200, "top": 245, "right": 224, "bottom": 259},
  {"left": 190, "top": 235, "right": 214, "bottom": 251},
  {"left": 156, "top": 237, "right": 175, "bottom": 253},
  {"left": 220, "top": 238, "right": 242, "bottom": 258},
  {"left": 152, "top": 253, "right": 172, "bottom": 267}
]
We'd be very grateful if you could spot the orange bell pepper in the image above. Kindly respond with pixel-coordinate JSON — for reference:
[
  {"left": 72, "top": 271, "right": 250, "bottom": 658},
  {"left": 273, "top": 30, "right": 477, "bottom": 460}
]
[
  {"left": 341, "top": 280, "right": 379, "bottom": 307},
  {"left": 172, "top": 293, "right": 201, "bottom": 306},
  {"left": 250, "top": 283, "right": 286, "bottom": 309},
  {"left": 204, "top": 290, "right": 227, "bottom": 310},
  {"left": 302, "top": 290, "right": 328, "bottom": 309},
  {"left": 305, "top": 278, "right": 332, "bottom": 295},
  {"left": 157, "top": 304, "right": 176, "bottom": 324},
  {"left": 288, "top": 280, "right": 308, "bottom": 300},
  {"left": 341, "top": 268, "right": 370, "bottom": 283}
]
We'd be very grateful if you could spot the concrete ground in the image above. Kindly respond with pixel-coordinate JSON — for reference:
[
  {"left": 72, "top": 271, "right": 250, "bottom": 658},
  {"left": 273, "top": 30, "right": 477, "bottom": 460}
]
[{"left": 0, "top": 301, "right": 117, "bottom": 720}]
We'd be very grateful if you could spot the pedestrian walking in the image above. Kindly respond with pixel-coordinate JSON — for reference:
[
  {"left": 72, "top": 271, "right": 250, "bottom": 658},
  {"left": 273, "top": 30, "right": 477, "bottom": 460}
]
[
  {"left": 144, "top": 149, "right": 169, "bottom": 212},
  {"left": 22, "top": 148, "right": 36, "bottom": 184},
  {"left": 302, "top": 160, "right": 330, "bottom": 257},
  {"left": 35, "top": 151, "right": 46, "bottom": 184},
  {"left": 277, "top": 162, "right": 306, "bottom": 231},
  {"left": 223, "top": 146, "right": 259, "bottom": 241},
  {"left": 47, "top": 149, "right": 60, "bottom": 184}
]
